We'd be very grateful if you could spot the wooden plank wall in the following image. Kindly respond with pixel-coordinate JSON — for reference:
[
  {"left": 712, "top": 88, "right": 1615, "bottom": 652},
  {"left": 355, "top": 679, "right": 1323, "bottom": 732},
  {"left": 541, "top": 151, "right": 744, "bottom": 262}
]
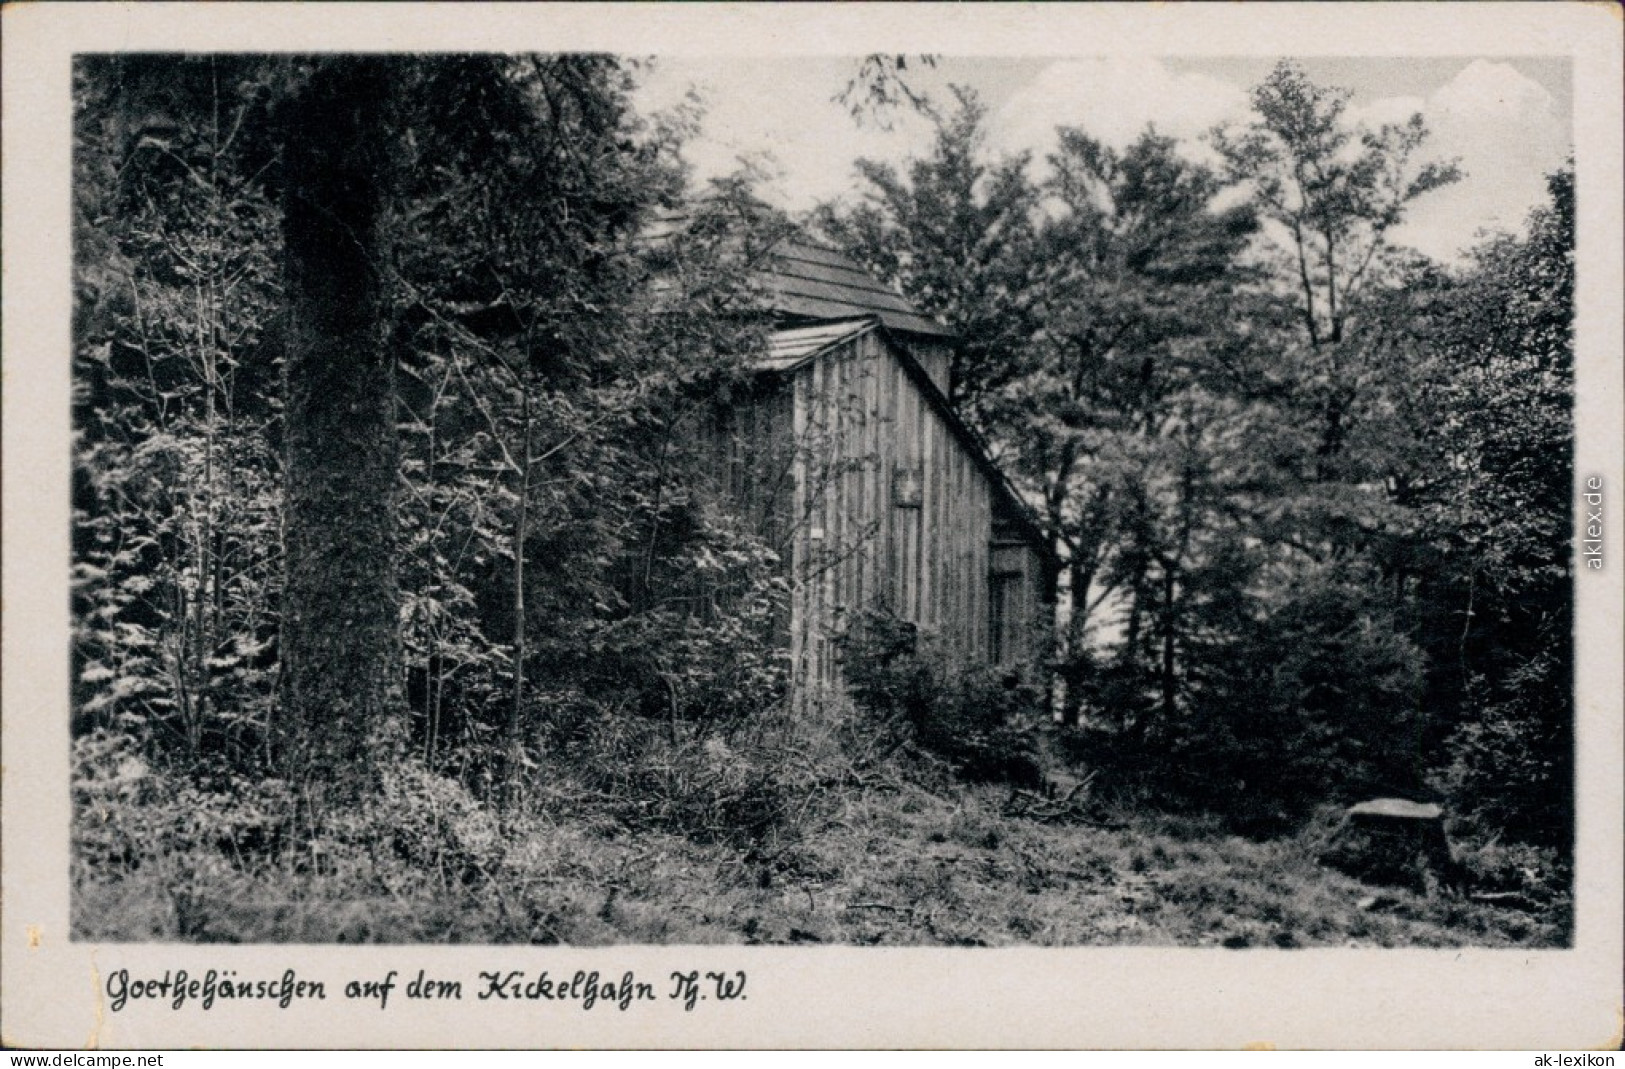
[
  {"left": 703, "top": 332, "right": 1051, "bottom": 703},
  {"left": 787, "top": 331, "right": 996, "bottom": 695}
]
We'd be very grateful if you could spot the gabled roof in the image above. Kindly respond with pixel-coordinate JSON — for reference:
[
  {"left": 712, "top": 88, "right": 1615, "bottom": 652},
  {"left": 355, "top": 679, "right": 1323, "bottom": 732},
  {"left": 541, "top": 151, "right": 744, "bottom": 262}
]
[{"left": 758, "top": 239, "right": 954, "bottom": 340}]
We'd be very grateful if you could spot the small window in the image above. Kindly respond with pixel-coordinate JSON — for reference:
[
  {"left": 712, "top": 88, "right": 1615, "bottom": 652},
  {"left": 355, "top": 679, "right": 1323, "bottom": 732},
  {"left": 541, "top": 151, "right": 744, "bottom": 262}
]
[{"left": 892, "top": 464, "right": 923, "bottom": 508}]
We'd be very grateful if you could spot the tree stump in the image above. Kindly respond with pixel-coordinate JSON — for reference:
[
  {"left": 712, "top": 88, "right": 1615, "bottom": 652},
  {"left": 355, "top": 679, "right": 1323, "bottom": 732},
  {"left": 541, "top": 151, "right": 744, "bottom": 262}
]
[{"left": 1319, "top": 798, "right": 1455, "bottom": 894}]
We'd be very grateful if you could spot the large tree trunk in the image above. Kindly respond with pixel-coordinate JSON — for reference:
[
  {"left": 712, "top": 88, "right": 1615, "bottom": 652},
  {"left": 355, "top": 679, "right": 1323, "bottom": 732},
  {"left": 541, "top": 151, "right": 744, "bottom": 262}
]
[{"left": 276, "top": 59, "right": 403, "bottom": 806}]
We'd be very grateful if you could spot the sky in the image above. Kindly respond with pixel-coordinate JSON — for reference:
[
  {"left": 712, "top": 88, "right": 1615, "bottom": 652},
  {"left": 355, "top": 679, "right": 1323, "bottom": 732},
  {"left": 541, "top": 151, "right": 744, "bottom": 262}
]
[{"left": 632, "top": 55, "right": 1574, "bottom": 265}]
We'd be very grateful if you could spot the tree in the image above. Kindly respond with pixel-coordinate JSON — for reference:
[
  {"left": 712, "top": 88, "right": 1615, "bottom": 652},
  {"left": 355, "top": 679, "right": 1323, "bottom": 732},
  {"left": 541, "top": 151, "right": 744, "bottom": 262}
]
[
  {"left": 1212, "top": 60, "right": 1461, "bottom": 480},
  {"left": 388, "top": 61, "right": 804, "bottom": 773},
  {"left": 1061, "top": 62, "right": 1464, "bottom": 818},
  {"left": 815, "top": 87, "right": 1042, "bottom": 417},
  {"left": 1003, "top": 129, "right": 1257, "bottom": 725},
  {"left": 387, "top": 54, "right": 670, "bottom": 786},
  {"left": 73, "top": 56, "right": 417, "bottom": 803},
  {"left": 274, "top": 58, "right": 405, "bottom": 804}
]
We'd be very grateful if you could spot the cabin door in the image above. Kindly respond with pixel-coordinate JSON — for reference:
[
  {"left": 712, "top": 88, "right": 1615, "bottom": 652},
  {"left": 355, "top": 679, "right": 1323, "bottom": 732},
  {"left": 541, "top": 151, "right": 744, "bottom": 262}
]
[{"left": 989, "top": 569, "right": 1020, "bottom": 665}]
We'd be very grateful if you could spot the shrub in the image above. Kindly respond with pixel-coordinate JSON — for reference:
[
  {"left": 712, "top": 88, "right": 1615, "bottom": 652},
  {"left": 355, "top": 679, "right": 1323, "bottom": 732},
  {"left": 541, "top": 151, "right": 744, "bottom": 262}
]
[
  {"left": 1436, "top": 646, "right": 1572, "bottom": 848},
  {"left": 73, "top": 729, "right": 297, "bottom": 874},
  {"left": 1450, "top": 835, "right": 1570, "bottom": 909},
  {"left": 73, "top": 729, "right": 526, "bottom": 940},
  {"left": 534, "top": 702, "right": 823, "bottom": 852},
  {"left": 838, "top": 610, "right": 1046, "bottom": 787}
]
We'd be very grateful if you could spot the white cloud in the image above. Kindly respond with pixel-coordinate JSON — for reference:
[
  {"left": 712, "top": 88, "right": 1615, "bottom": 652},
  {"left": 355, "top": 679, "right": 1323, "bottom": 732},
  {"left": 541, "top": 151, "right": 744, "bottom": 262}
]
[
  {"left": 1373, "top": 61, "right": 1571, "bottom": 261},
  {"left": 988, "top": 58, "right": 1251, "bottom": 166}
]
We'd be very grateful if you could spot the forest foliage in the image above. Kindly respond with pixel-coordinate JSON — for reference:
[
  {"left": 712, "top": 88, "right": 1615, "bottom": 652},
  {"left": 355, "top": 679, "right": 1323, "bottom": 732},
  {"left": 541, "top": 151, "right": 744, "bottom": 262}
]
[{"left": 70, "top": 55, "right": 1574, "bottom": 943}]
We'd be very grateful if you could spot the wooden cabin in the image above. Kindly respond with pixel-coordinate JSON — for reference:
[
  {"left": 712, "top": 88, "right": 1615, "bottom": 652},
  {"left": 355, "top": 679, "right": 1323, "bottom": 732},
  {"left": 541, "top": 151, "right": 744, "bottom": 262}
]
[{"left": 707, "top": 238, "right": 1055, "bottom": 696}]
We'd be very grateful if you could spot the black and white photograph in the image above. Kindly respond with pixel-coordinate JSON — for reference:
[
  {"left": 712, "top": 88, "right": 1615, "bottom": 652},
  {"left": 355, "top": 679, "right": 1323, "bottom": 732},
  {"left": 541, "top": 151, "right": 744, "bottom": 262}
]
[{"left": 4, "top": 1, "right": 1621, "bottom": 1051}]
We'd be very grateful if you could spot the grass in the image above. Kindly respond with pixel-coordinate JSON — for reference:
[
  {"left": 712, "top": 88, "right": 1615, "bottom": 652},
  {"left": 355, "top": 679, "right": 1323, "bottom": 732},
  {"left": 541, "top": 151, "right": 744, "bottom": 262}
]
[{"left": 72, "top": 736, "right": 1570, "bottom": 947}]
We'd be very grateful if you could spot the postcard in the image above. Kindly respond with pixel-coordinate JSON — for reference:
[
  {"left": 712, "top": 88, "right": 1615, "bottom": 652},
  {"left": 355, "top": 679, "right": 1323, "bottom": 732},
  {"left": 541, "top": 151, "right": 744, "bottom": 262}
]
[{"left": 3, "top": 1, "right": 1620, "bottom": 1050}]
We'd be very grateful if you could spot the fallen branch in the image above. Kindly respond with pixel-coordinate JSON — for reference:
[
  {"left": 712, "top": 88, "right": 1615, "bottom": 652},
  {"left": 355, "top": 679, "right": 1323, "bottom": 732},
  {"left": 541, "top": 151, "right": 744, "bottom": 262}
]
[
  {"left": 845, "top": 901, "right": 914, "bottom": 916},
  {"left": 1470, "top": 891, "right": 1539, "bottom": 912},
  {"left": 1002, "top": 770, "right": 1103, "bottom": 823}
]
